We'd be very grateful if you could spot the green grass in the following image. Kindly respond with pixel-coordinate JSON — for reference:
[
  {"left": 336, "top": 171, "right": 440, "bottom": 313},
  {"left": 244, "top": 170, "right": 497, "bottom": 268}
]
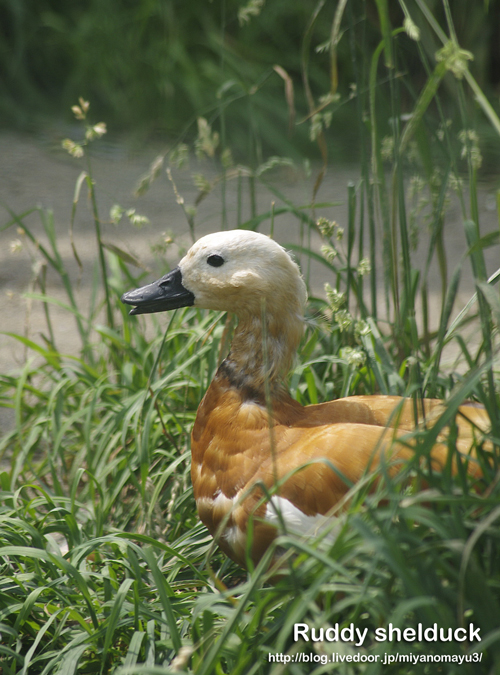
[{"left": 1, "top": 1, "right": 500, "bottom": 673}]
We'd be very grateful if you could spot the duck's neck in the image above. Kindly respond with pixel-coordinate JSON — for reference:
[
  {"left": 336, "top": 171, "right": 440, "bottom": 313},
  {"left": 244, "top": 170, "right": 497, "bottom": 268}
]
[{"left": 218, "top": 309, "right": 303, "bottom": 401}]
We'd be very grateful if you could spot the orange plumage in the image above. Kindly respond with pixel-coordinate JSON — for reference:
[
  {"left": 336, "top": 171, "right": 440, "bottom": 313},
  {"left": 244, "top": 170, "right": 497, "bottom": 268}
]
[{"left": 122, "top": 229, "right": 490, "bottom": 568}]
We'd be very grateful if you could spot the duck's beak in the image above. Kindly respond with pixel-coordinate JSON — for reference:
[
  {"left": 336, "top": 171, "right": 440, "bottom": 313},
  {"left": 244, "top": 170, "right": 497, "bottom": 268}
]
[{"left": 121, "top": 267, "right": 195, "bottom": 315}]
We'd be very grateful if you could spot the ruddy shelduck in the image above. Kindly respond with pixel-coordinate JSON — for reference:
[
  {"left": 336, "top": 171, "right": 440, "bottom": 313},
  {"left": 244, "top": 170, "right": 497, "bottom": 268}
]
[{"left": 122, "top": 229, "right": 489, "bottom": 567}]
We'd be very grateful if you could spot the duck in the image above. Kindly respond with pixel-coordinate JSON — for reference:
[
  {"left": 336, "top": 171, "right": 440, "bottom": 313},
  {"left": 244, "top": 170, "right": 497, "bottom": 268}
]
[{"left": 121, "top": 229, "right": 490, "bottom": 568}]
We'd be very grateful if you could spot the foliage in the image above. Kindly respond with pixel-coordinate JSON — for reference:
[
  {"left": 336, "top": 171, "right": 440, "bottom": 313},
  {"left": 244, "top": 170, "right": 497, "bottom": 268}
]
[
  {"left": 1, "top": 0, "right": 500, "bottom": 161},
  {"left": 1, "top": 1, "right": 500, "bottom": 673}
]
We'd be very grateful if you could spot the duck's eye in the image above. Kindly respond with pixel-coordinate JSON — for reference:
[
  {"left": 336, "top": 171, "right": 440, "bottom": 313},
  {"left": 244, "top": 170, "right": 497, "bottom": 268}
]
[{"left": 207, "top": 254, "right": 225, "bottom": 267}]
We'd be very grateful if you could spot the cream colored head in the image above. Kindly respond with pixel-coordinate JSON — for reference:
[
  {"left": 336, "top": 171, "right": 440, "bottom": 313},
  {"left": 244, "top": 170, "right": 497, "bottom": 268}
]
[
  {"left": 120, "top": 229, "right": 309, "bottom": 388},
  {"left": 179, "top": 230, "right": 307, "bottom": 320}
]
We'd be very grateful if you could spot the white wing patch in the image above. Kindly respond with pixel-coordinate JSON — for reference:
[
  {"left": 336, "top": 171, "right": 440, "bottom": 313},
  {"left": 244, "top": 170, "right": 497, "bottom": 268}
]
[
  {"left": 264, "top": 496, "right": 339, "bottom": 540},
  {"left": 222, "top": 525, "right": 247, "bottom": 549},
  {"left": 195, "top": 491, "right": 247, "bottom": 552},
  {"left": 196, "top": 489, "right": 241, "bottom": 512},
  {"left": 196, "top": 491, "right": 340, "bottom": 558}
]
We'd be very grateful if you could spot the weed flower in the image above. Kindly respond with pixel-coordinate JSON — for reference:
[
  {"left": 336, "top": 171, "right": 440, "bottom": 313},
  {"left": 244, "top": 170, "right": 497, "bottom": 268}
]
[
  {"left": 134, "top": 155, "right": 165, "bottom": 197},
  {"left": 238, "top": 0, "right": 265, "bottom": 25},
  {"left": 355, "top": 319, "right": 371, "bottom": 337},
  {"left": 110, "top": 204, "right": 125, "bottom": 224},
  {"left": 151, "top": 232, "right": 174, "bottom": 255},
  {"left": 325, "top": 283, "right": 345, "bottom": 311},
  {"left": 93, "top": 122, "right": 106, "bottom": 136},
  {"left": 448, "top": 173, "right": 463, "bottom": 192},
  {"left": 149, "top": 155, "right": 164, "bottom": 180},
  {"left": 459, "top": 129, "right": 482, "bottom": 169},
  {"left": 309, "top": 111, "right": 333, "bottom": 142},
  {"left": 126, "top": 209, "right": 150, "bottom": 228},
  {"left": 317, "top": 217, "right": 336, "bottom": 238},
  {"left": 62, "top": 139, "right": 84, "bottom": 158},
  {"left": 437, "top": 119, "right": 452, "bottom": 141},
  {"left": 408, "top": 175, "right": 425, "bottom": 201},
  {"left": 321, "top": 244, "right": 338, "bottom": 263},
  {"left": 319, "top": 92, "right": 340, "bottom": 105},
  {"left": 169, "top": 144, "right": 189, "bottom": 170},
  {"left": 85, "top": 122, "right": 107, "bottom": 140},
  {"left": 192, "top": 173, "right": 212, "bottom": 195},
  {"left": 470, "top": 147, "right": 482, "bottom": 169},
  {"left": 310, "top": 114, "right": 323, "bottom": 141},
  {"left": 341, "top": 346, "right": 366, "bottom": 367},
  {"left": 72, "top": 105, "right": 85, "bottom": 120},
  {"left": 134, "top": 175, "right": 150, "bottom": 197},
  {"left": 381, "top": 135, "right": 394, "bottom": 161},
  {"left": 357, "top": 258, "right": 371, "bottom": 277},
  {"left": 71, "top": 98, "right": 89, "bottom": 120},
  {"left": 221, "top": 147, "right": 233, "bottom": 169},
  {"left": 436, "top": 41, "right": 473, "bottom": 79},
  {"left": 255, "top": 156, "right": 294, "bottom": 177},
  {"left": 430, "top": 168, "right": 445, "bottom": 196},
  {"left": 459, "top": 129, "right": 479, "bottom": 145},
  {"left": 335, "top": 309, "right": 353, "bottom": 332},
  {"left": 323, "top": 111, "right": 333, "bottom": 128},
  {"left": 195, "top": 117, "right": 219, "bottom": 159},
  {"left": 166, "top": 167, "right": 186, "bottom": 206},
  {"left": 10, "top": 239, "right": 23, "bottom": 254},
  {"left": 316, "top": 40, "right": 332, "bottom": 55},
  {"left": 404, "top": 17, "right": 420, "bottom": 41}
]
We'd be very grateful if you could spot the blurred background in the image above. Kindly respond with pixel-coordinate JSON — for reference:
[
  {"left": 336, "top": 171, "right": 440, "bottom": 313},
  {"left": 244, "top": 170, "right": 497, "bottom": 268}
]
[{"left": 1, "top": 0, "right": 500, "bottom": 163}]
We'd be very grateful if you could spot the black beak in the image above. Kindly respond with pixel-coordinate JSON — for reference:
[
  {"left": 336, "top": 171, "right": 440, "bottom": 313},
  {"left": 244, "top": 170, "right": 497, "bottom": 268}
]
[{"left": 121, "top": 267, "right": 195, "bottom": 315}]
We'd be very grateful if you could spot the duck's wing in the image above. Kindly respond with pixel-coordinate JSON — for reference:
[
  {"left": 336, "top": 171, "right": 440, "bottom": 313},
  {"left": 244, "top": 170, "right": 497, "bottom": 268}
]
[
  {"left": 245, "top": 421, "right": 445, "bottom": 515},
  {"left": 192, "top": 389, "right": 489, "bottom": 566},
  {"left": 241, "top": 413, "right": 489, "bottom": 563},
  {"left": 305, "top": 394, "right": 491, "bottom": 436}
]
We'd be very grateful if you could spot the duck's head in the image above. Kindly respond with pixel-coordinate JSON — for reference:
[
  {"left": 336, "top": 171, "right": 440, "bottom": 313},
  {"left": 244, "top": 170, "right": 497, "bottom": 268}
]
[{"left": 121, "top": 229, "right": 307, "bottom": 322}]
